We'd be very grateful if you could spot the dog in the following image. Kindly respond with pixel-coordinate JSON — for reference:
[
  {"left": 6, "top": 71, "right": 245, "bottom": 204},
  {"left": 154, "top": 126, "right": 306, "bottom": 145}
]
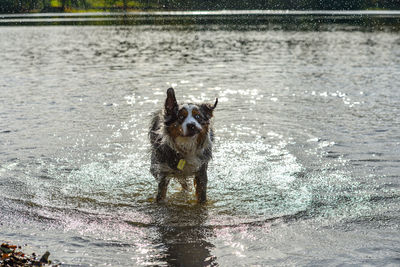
[{"left": 149, "top": 88, "right": 218, "bottom": 203}]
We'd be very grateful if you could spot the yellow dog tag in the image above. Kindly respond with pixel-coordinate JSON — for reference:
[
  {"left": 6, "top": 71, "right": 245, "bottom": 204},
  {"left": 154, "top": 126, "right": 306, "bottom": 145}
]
[{"left": 177, "top": 159, "right": 186, "bottom": 171}]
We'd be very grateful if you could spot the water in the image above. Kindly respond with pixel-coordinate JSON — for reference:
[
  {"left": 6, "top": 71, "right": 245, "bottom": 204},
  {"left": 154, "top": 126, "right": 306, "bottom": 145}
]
[{"left": 0, "top": 16, "right": 400, "bottom": 266}]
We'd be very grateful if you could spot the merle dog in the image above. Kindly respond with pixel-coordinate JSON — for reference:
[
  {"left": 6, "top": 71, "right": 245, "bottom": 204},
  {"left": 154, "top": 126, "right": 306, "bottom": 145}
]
[{"left": 149, "top": 88, "right": 217, "bottom": 203}]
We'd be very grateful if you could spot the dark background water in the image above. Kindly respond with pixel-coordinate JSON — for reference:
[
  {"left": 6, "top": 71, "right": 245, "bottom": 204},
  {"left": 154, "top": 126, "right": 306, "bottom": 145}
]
[
  {"left": 0, "top": 16, "right": 400, "bottom": 266},
  {"left": 1, "top": 10, "right": 400, "bottom": 29}
]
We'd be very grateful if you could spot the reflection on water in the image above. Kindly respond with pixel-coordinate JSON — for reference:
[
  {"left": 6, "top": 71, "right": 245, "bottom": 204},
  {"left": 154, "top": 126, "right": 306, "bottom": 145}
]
[
  {"left": 0, "top": 23, "right": 399, "bottom": 266},
  {"left": 153, "top": 205, "right": 215, "bottom": 266}
]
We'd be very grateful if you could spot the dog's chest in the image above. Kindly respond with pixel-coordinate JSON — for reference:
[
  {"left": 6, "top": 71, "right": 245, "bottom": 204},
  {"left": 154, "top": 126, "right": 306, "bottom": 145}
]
[
  {"left": 173, "top": 137, "right": 203, "bottom": 174},
  {"left": 175, "top": 136, "right": 199, "bottom": 155},
  {"left": 159, "top": 152, "right": 202, "bottom": 180},
  {"left": 178, "top": 154, "right": 202, "bottom": 176}
]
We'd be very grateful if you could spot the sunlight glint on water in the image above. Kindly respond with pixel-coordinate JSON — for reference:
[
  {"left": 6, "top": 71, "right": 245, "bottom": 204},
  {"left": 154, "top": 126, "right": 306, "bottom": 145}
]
[{"left": 0, "top": 23, "right": 399, "bottom": 265}]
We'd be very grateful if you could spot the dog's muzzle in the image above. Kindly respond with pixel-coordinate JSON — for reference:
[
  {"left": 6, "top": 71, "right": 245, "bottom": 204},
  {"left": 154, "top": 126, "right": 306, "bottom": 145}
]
[{"left": 186, "top": 123, "right": 201, "bottom": 136}]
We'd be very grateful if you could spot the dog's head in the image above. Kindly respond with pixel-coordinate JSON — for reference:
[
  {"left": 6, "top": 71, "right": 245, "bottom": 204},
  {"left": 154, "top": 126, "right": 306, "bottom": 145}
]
[{"left": 164, "top": 88, "right": 217, "bottom": 139}]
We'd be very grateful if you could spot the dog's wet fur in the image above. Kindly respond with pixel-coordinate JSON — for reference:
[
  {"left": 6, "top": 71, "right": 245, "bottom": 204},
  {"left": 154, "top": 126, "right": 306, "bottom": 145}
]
[{"left": 149, "top": 88, "right": 217, "bottom": 203}]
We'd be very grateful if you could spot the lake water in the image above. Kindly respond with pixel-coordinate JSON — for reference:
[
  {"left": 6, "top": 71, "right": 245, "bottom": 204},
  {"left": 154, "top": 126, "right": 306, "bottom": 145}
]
[{"left": 0, "top": 13, "right": 400, "bottom": 266}]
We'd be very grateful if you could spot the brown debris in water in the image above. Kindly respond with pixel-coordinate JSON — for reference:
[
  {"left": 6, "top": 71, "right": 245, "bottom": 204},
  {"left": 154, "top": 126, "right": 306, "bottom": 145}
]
[{"left": 0, "top": 243, "right": 56, "bottom": 266}]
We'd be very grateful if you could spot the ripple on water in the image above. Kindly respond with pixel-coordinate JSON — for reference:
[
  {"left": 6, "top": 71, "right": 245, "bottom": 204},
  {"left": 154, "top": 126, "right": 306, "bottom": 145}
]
[
  {"left": 0, "top": 137, "right": 383, "bottom": 240},
  {"left": 209, "top": 140, "right": 308, "bottom": 222}
]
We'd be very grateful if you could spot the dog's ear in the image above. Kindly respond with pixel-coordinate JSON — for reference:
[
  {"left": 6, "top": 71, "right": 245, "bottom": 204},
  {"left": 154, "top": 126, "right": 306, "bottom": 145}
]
[
  {"left": 200, "top": 98, "right": 218, "bottom": 120},
  {"left": 164, "top": 88, "right": 178, "bottom": 124},
  {"left": 165, "top": 87, "right": 178, "bottom": 114}
]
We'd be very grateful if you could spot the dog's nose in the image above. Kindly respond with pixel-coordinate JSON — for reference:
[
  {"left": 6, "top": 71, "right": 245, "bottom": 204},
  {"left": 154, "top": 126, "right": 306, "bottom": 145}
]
[
  {"left": 187, "top": 123, "right": 196, "bottom": 131},
  {"left": 186, "top": 123, "right": 200, "bottom": 136}
]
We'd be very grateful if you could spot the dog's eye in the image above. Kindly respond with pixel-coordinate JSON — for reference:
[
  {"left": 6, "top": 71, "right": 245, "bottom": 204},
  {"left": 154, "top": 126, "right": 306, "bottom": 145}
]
[
  {"left": 179, "top": 115, "right": 184, "bottom": 120},
  {"left": 195, "top": 114, "right": 201, "bottom": 120}
]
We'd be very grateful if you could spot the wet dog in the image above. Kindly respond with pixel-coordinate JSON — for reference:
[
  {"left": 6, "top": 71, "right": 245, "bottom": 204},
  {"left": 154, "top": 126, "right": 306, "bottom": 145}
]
[{"left": 149, "top": 88, "right": 217, "bottom": 203}]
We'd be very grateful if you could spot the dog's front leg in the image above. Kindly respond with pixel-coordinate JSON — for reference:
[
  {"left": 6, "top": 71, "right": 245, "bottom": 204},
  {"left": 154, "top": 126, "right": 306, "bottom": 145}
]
[
  {"left": 195, "top": 164, "right": 208, "bottom": 204},
  {"left": 156, "top": 175, "right": 170, "bottom": 203}
]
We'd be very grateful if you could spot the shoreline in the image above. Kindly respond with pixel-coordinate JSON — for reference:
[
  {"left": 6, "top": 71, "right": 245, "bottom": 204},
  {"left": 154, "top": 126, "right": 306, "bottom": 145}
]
[
  {"left": 2, "top": 8, "right": 400, "bottom": 15},
  {"left": 0, "top": 242, "right": 53, "bottom": 266},
  {"left": 1, "top": 10, "right": 400, "bottom": 28}
]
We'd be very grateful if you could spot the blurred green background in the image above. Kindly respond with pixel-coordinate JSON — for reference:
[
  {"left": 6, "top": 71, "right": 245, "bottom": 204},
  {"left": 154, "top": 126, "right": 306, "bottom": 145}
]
[{"left": 1, "top": 0, "right": 400, "bottom": 13}]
